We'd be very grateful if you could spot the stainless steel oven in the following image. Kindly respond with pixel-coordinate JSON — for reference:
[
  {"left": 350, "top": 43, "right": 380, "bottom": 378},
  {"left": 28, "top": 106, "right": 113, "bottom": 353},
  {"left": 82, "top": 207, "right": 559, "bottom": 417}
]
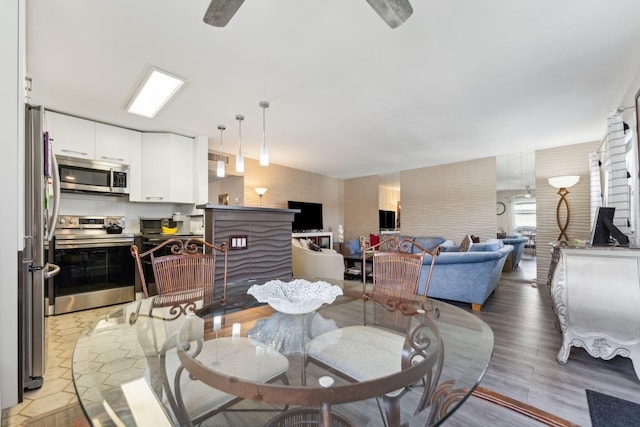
[{"left": 50, "top": 215, "right": 135, "bottom": 315}]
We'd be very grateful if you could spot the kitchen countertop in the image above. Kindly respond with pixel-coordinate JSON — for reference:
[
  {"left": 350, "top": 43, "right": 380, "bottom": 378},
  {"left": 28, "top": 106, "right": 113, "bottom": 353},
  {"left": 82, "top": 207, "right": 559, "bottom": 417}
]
[{"left": 139, "top": 233, "right": 204, "bottom": 240}]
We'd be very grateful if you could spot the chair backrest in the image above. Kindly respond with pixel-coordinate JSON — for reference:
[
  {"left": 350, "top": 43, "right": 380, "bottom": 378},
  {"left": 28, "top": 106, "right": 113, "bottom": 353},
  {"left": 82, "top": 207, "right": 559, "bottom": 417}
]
[
  {"left": 131, "top": 238, "right": 227, "bottom": 302},
  {"left": 371, "top": 251, "right": 424, "bottom": 299},
  {"left": 362, "top": 237, "right": 440, "bottom": 303}
]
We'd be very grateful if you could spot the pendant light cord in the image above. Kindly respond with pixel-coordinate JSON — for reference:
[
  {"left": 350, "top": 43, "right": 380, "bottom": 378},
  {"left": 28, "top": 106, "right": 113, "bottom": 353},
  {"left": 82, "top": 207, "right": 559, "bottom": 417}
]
[
  {"left": 237, "top": 116, "right": 243, "bottom": 154},
  {"left": 262, "top": 104, "right": 266, "bottom": 149},
  {"left": 218, "top": 124, "right": 225, "bottom": 151},
  {"left": 259, "top": 101, "right": 269, "bottom": 149}
]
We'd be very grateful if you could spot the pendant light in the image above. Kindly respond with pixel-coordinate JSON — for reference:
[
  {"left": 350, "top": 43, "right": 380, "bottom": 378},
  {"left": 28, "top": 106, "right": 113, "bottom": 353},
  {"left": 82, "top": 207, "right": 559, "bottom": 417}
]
[
  {"left": 216, "top": 124, "right": 226, "bottom": 178},
  {"left": 235, "top": 114, "right": 245, "bottom": 173},
  {"left": 259, "top": 101, "right": 269, "bottom": 166}
]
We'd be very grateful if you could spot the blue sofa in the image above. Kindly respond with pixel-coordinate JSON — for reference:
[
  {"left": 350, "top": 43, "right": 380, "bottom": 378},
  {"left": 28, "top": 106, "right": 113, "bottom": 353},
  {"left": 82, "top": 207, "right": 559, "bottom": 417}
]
[
  {"left": 419, "top": 239, "right": 513, "bottom": 311},
  {"left": 500, "top": 234, "right": 528, "bottom": 272},
  {"left": 344, "top": 236, "right": 513, "bottom": 311}
]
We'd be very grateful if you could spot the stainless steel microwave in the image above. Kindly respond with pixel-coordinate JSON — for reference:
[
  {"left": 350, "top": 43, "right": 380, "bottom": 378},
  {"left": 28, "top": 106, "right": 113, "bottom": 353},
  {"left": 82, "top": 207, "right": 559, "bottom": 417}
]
[{"left": 57, "top": 155, "right": 129, "bottom": 195}]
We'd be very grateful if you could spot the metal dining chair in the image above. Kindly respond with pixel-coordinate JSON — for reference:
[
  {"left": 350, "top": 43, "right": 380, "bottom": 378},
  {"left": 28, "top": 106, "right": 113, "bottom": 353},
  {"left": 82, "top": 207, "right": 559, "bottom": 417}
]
[
  {"left": 306, "top": 303, "right": 443, "bottom": 427},
  {"left": 131, "top": 237, "right": 228, "bottom": 303},
  {"left": 362, "top": 237, "right": 440, "bottom": 311},
  {"left": 263, "top": 406, "right": 355, "bottom": 427}
]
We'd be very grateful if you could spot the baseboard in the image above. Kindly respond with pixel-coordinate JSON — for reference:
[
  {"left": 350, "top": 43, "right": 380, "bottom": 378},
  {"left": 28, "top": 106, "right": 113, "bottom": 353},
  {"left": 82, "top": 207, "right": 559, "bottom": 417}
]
[{"left": 472, "top": 386, "right": 581, "bottom": 427}]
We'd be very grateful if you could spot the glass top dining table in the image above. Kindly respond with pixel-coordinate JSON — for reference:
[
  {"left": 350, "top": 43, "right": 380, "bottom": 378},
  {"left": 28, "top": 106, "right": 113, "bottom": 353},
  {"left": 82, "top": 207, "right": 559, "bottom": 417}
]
[{"left": 72, "top": 278, "right": 493, "bottom": 427}]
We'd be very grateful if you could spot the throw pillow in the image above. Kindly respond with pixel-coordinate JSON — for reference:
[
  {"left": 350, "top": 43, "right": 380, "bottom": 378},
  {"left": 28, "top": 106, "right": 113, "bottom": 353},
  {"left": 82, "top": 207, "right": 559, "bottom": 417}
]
[
  {"left": 459, "top": 234, "right": 474, "bottom": 252},
  {"left": 369, "top": 233, "right": 380, "bottom": 249},
  {"left": 471, "top": 235, "right": 480, "bottom": 243},
  {"left": 310, "top": 242, "right": 322, "bottom": 252}
]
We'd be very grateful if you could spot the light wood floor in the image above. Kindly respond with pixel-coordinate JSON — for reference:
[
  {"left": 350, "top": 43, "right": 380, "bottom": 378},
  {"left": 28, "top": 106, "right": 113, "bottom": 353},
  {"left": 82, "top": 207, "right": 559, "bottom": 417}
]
[
  {"left": 446, "top": 261, "right": 640, "bottom": 426},
  {"left": 4, "top": 258, "right": 640, "bottom": 426}
]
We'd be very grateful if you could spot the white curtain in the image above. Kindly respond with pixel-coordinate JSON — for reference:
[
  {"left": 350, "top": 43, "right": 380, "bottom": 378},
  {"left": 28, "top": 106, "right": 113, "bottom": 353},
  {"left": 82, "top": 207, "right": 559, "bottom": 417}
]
[{"left": 604, "top": 112, "right": 631, "bottom": 232}]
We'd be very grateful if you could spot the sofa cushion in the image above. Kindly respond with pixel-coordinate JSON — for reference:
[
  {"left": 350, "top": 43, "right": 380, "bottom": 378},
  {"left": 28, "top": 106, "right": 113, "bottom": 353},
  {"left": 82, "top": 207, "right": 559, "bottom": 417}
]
[
  {"left": 459, "top": 235, "right": 473, "bottom": 252},
  {"left": 471, "top": 239, "right": 504, "bottom": 252},
  {"left": 292, "top": 238, "right": 308, "bottom": 250},
  {"left": 411, "top": 236, "right": 446, "bottom": 253}
]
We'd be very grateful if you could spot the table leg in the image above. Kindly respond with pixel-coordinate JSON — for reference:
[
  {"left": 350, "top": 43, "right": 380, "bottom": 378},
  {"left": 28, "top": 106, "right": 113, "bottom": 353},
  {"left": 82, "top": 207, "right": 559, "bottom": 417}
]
[
  {"left": 382, "top": 395, "right": 402, "bottom": 427},
  {"left": 321, "top": 402, "right": 332, "bottom": 427}
]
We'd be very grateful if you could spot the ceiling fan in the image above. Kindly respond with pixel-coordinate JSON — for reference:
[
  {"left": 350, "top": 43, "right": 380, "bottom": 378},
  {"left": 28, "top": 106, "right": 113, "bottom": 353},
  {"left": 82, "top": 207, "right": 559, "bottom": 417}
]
[{"left": 203, "top": 0, "right": 413, "bottom": 29}]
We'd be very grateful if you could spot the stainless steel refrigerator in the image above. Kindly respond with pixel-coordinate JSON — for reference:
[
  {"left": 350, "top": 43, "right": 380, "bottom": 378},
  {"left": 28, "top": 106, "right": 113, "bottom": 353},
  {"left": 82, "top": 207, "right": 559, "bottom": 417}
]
[{"left": 19, "top": 104, "right": 60, "bottom": 399}]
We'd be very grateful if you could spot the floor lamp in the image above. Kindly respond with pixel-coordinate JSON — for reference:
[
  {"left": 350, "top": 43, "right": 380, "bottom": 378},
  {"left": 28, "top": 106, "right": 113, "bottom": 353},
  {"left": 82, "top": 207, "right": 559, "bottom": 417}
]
[
  {"left": 548, "top": 175, "right": 580, "bottom": 242},
  {"left": 255, "top": 187, "right": 267, "bottom": 206}
]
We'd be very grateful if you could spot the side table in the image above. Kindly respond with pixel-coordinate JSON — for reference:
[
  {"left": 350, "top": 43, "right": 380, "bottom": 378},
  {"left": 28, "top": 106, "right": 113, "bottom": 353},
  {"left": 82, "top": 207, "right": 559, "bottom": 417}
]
[{"left": 343, "top": 254, "right": 373, "bottom": 282}]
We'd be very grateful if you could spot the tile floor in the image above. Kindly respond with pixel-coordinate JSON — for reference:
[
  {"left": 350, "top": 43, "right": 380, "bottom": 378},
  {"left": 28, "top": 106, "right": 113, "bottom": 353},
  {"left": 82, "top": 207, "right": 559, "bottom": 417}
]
[{"left": 2, "top": 306, "right": 118, "bottom": 427}]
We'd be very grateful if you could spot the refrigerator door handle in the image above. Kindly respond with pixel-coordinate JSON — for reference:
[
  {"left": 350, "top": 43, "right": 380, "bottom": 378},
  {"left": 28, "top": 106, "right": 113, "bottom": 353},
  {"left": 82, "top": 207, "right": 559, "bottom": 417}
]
[
  {"left": 43, "top": 263, "right": 60, "bottom": 279},
  {"left": 46, "top": 148, "right": 61, "bottom": 242}
]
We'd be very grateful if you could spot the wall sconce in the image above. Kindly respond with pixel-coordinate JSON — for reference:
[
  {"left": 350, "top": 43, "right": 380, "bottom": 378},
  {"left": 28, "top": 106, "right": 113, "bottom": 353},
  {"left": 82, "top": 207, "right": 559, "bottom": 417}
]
[
  {"left": 255, "top": 187, "right": 268, "bottom": 206},
  {"left": 548, "top": 175, "right": 580, "bottom": 241}
]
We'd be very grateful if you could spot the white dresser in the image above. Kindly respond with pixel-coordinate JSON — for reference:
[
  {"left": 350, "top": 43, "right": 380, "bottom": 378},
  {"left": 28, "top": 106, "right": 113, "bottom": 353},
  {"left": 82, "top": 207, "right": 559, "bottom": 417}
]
[{"left": 549, "top": 246, "right": 640, "bottom": 379}]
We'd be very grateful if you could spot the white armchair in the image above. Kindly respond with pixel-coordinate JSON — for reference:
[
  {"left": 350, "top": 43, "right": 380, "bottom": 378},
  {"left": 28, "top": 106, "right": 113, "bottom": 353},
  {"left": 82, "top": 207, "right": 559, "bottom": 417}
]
[{"left": 291, "top": 238, "right": 345, "bottom": 281}]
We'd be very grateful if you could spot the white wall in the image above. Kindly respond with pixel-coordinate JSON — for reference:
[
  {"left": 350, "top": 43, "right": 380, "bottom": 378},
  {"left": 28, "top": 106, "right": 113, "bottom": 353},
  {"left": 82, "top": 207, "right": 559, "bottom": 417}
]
[
  {"left": 1, "top": 0, "right": 24, "bottom": 409},
  {"left": 58, "top": 192, "right": 198, "bottom": 233},
  {"left": 535, "top": 141, "right": 600, "bottom": 286}
]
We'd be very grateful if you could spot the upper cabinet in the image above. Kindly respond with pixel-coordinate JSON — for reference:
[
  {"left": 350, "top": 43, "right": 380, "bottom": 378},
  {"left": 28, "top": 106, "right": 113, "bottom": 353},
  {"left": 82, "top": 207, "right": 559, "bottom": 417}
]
[
  {"left": 95, "top": 123, "right": 137, "bottom": 165},
  {"left": 130, "top": 133, "right": 196, "bottom": 204},
  {"left": 45, "top": 111, "right": 136, "bottom": 165},
  {"left": 45, "top": 111, "right": 96, "bottom": 159},
  {"left": 45, "top": 110, "right": 205, "bottom": 205}
]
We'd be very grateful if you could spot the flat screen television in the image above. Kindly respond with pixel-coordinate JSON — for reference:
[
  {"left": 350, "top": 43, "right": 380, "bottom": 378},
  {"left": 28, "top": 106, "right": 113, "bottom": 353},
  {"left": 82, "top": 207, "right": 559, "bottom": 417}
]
[
  {"left": 288, "top": 201, "right": 323, "bottom": 232},
  {"left": 591, "top": 207, "right": 629, "bottom": 246},
  {"left": 379, "top": 210, "right": 396, "bottom": 230}
]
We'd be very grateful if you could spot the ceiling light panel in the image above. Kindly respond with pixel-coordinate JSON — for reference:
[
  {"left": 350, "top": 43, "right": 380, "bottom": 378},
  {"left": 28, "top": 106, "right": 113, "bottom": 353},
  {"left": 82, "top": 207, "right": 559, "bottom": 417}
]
[{"left": 127, "top": 68, "right": 185, "bottom": 118}]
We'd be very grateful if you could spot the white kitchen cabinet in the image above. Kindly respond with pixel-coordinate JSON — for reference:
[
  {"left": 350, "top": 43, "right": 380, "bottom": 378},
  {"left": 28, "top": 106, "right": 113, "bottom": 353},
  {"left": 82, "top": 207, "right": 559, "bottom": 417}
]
[
  {"left": 45, "top": 111, "right": 138, "bottom": 165},
  {"left": 169, "top": 134, "right": 195, "bottom": 204},
  {"left": 46, "top": 111, "right": 95, "bottom": 159},
  {"left": 95, "top": 123, "right": 137, "bottom": 165},
  {"left": 136, "top": 133, "right": 195, "bottom": 203},
  {"left": 193, "top": 135, "right": 209, "bottom": 205}
]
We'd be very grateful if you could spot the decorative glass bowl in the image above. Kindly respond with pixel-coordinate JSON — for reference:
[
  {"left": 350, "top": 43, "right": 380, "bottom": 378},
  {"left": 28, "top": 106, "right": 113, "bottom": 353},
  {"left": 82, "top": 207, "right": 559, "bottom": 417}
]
[{"left": 247, "top": 279, "right": 343, "bottom": 314}]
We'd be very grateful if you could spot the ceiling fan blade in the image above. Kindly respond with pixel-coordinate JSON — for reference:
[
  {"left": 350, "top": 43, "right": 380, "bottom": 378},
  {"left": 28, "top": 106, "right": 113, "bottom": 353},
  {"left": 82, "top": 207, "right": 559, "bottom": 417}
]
[
  {"left": 203, "top": 0, "right": 245, "bottom": 27},
  {"left": 365, "top": 0, "right": 413, "bottom": 28}
]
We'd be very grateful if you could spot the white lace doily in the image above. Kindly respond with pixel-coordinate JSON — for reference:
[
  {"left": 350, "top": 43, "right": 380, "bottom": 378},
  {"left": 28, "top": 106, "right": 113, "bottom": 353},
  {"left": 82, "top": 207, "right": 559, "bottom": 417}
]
[{"left": 247, "top": 279, "right": 343, "bottom": 314}]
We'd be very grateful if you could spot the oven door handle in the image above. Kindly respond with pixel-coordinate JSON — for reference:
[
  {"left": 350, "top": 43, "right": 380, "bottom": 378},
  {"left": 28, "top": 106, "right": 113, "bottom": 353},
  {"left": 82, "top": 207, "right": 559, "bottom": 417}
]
[
  {"left": 44, "top": 263, "right": 60, "bottom": 279},
  {"left": 55, "top": 241, "right": 134, "bottom": 249}
]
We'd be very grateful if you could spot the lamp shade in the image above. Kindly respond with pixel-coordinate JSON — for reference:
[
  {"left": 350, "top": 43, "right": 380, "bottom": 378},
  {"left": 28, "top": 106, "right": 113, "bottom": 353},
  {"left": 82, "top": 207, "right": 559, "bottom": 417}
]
[
  {"left": 255, "top": 187, "right": 268, "bottom": 196},
  {"left": 548, "top": 175, "right": 580, "bottom": 189}
]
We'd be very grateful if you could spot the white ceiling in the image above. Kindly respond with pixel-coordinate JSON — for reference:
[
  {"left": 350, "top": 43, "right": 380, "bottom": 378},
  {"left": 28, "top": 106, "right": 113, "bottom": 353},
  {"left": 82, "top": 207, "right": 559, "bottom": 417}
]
[{"left": 25, "top": 0, "right": 640, "bottom": 180}]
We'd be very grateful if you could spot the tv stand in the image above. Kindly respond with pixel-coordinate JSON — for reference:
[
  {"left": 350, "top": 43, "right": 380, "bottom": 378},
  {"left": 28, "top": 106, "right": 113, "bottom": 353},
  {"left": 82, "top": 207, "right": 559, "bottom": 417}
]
[{"left": 292, "top": 231, "right": 333, "bottom": 249}]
